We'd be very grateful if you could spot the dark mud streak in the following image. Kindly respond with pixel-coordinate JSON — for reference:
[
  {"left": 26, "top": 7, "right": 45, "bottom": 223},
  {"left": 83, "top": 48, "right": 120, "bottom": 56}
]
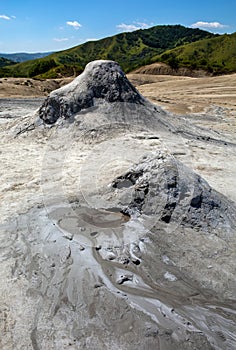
[
  {"left": 175, "top": 129, "right": 236, "bottom": 147},
  {"left": 30, "top": 327, "right": 40, "bottom": 350}
]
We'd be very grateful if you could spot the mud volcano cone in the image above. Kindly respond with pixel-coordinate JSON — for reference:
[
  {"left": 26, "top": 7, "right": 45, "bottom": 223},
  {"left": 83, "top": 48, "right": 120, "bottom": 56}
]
[{"left": 39, "top": 60, "right": 145, "bottom": 124}]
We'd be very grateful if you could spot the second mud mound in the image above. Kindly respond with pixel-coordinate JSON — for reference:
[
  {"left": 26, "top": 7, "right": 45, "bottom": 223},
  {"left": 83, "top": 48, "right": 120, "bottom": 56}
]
[{"left": 112, "top": 151, "right": 236, "bottom": 232}]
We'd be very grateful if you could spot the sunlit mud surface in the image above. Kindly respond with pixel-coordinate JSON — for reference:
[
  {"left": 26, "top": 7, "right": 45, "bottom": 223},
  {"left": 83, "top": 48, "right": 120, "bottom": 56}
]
[{"left": 0, "top": 68, "right": 236, "bottom": 350}]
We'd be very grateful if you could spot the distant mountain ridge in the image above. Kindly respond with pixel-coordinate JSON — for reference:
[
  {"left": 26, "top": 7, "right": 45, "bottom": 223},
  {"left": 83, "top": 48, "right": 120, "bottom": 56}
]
[
  {"left": 0, "top": 24, "right": 231, "bottom": 78},
  {"left": 0, "top": 52, "right": 53, "bottom": 63}
]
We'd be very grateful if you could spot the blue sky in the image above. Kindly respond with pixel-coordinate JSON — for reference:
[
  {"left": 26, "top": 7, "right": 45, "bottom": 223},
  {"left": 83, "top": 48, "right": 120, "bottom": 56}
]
[{"left": 0, "top": 0, "right": 235, "bottom": 53}]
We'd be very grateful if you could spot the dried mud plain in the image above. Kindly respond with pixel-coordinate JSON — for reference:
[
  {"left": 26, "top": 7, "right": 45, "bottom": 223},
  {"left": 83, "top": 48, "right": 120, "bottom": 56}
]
[{"left": 0, "top": 71, "right": 236, "bottom": 349}]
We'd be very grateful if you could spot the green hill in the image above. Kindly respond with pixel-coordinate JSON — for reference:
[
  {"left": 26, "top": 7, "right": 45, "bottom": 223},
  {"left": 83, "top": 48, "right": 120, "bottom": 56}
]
[
  {"left": 152, "top": 32, "right": 236, "bottom": 74},
  {"left": 0, "top": 25, "right": 214, "bottom": 78},
  {"left": 0, "top": 57, "right": 16, "bottom": 68}
]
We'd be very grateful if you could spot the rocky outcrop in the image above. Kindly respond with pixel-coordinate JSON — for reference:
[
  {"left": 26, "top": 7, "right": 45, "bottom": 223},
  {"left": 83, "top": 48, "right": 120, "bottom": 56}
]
[{"left": 39, "top": 60, "right": 145, "bottom": 124}]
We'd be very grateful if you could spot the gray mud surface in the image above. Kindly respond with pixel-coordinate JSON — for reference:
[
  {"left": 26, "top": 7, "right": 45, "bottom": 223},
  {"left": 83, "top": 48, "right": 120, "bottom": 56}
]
[
  {"left": 1, "top": 61, "right": 236, "bottom": 350},
  {"left": 0, "top": 98, "right": 43, "bottom": 118}
]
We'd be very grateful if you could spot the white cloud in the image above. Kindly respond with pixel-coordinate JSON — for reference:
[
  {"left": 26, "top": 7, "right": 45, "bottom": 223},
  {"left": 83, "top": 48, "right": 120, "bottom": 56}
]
[
  {"left": 0, "top": 15, "right": 11, "bottom": 20},
  {"left": 66, "top": 21, "right": 82, "bottom": 30},
  {"left": 116, "top": 22, "right": 150, "bottom": 32},
  {"left": 53, "top": 38, "right": 69, "bottom": 42},
  {"left": 191, "top": 21, "right": 227, "bottom": 29}
]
